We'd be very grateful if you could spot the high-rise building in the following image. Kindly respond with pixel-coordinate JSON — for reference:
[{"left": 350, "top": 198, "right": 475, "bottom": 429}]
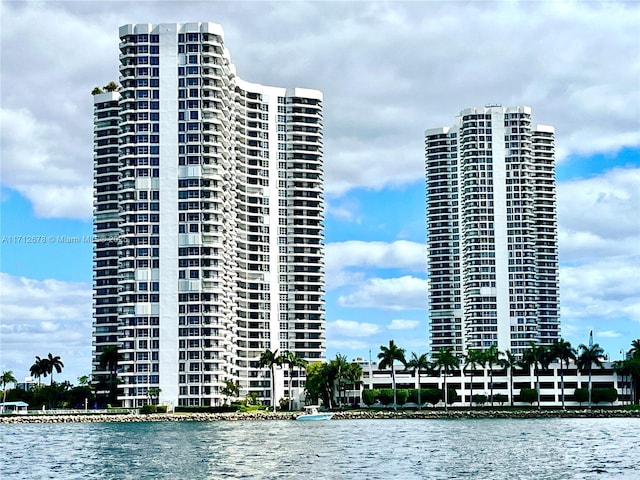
[
  {"left": 92, "top": 22, "right": 325, "bottom": 408},
  {"left": 425, "top": 106, "right": 559, "bottom": 356}
]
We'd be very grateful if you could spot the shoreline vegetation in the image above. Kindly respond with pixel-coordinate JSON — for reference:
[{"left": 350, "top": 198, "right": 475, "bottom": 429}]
[{"left": 2, "top": 408, "right": 640, "bottom": 424}]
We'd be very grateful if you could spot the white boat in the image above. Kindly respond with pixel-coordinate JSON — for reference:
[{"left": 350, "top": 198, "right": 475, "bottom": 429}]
[{"left": 296, "top": 405, "right": 333, "bottom": 421}]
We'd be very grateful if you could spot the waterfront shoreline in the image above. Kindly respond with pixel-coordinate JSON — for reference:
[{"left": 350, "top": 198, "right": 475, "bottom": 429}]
[{"left": 2, "top": 408, "right": 639, "bottom": 424}]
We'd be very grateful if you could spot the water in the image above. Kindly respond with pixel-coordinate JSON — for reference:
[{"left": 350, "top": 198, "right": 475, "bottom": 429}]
[{"left": 1, "top": 418, "right": 639, "bottom": 479}]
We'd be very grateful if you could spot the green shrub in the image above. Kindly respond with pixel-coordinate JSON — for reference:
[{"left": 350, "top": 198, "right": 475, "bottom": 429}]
[
  {"left": 472, "top": 394, "right": 487, "bottom": 406},
  {"left": 407, "top": 389, "right": 418, "bottom": 404},
  {"left": 396, "top": 389, "right": 409, "bottom": 405},
  {"left": 156, "top": 405, "right": 167, "bottom": 413},
  {"left": 423, "top": 388, "right": 442, "bottom": 406},
  {"left": 519, "top": 388, "right": 538, "bottom": 405},
  {"left": 447, "top": 389, "right": 458, "bottom": 405},
  {"left": 492, "top": 394, "right": 508, "bottom": 405},
  {"left": 574, "top": 388, "right": 589, "bottom": 405},
  {"left": 362, "top": 389, "right": 378, "bottom": 406},
  {"left": 591, "top": 388, "right": 618, "bottom": 405},
  {"left": 378, "top": 389, "right": 394, "bottom": 405},
  {"left": 140, "top": 404, "right": 157, "bottom": 414}
]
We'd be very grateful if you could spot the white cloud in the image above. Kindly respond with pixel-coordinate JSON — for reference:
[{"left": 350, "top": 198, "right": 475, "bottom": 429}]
[
  {"left": 597, "top": 330, "right": 622, "bottom": 339},
  {"left": 388, "top": 319, "right": 420, "bottom": 331},
  {"left": 0, "top": 273, "right": 92, "bottom": 382},
  {"left": 326, "top": 320, "right": 381, "bottom": 338},
  {"left": 1, "top": 1, "right": 639, "bottom": 217},
  {"left": 338, "top": 276, "right": 429, "bottom": 311},
  {"left": 560, "top": 258, "right": 640, "bottom": 323},
  {"left": 327, "top": 339, "right": 371, "bottom": 352},
  {"left": 558, "top": 168, "right": 640, "bottom": 262},
  {"left": 326, "top": 240, "right": 426, "bottom": 290}
]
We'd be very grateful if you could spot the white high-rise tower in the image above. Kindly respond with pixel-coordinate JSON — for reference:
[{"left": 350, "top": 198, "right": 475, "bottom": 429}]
[
  {"left": 92, "top": 22, "right": 325, "bottom": 408},
  {"left": 425, "top": 106, "right": 559, "bottom": 356}
]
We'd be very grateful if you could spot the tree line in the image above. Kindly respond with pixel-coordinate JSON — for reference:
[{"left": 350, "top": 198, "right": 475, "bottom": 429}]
[{"left": 366, "top": 338, "right": 640, "bottom": 410}]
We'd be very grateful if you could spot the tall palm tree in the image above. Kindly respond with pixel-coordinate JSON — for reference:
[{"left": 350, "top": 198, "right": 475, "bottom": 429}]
[
  {"left": 406, "top": 352, "right": 431, "bottom": 409},
  {"left": 29, "top": 358, "right": 46, "bottom": 385},
  {"left": 45, "top": 353, "right": 64, "bottom": 385},
  {"left": 522, "top": 342, "right": 552, "bottom": 410},
  {"left": 377, "top": 340, "right": 406, "bottom": 408},
  {"left": 258, "top": 348, "right": 283, "bottom": 412},
  {"left": 550, "top": 338, "right": 576, "bottom": 410},
  {"left": 282, "top": 351, "right": 308, "bottom": 410},
  {"left": 99, "top": 346, "right": 120, "bottom": 405},
  {"left": 344, "top": 362, "right": 363, "bottom": 406},
  {"left": 463, "top": 349, "right": 484, "bottom": 407},
  {"left": 499, "top": 351, "right": 519, "bottom": 407},
  {"left": 629, "top": 339, "right": 640, "bottom": 359},
  {"left": 577, "top": 343, "right": 605, "bottom": 409},
  {"left": 31, "top": 356, "right": 51, "bottom": 385},
  {"left": 432, "top": 347, "right": 460, "bottom": 411},
  {"left": 483, "top": 345, "right": 500, "bottom": 407},
  {"left": 1, "top": 371, "right": 18, "bottom": 405}
]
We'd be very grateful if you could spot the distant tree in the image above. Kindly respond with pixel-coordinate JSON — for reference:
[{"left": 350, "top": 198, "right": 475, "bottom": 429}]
[
  {"left": 91, "top": 87, "right": 104, "bottom": 95},
  {"left": 103, "top": 81, "right": 119, "bottom": 92},
  {"left": 483, "top": 345, "right": 501, "bottom": 407},
  {"left": 522, "top": 342, "right": 552, "bottom": 410},
  {"left": 45, "top": 353, "right": 64, "bottom": 385},
  {"left": 577, "top": 343, "right": 605, "bottom": 409},
  {"left": 432, "top": 347, "right": 460, "bottom": 411},
  {"left": 30, "top": 356, "right": 51, "bottom": 385},
  {"left": 258, "top": 348, "right": 283, "bottom": 412},
  {"left": 472, "top": 394, "right": 487, "bottom": 407},
  {"left": 406, "top": 352, "right": 431, "bottom": 409},
  {"left": 282, "top": 351, "right": 308, "bottom": 410},
  {"left": 1, "top": 371, "right": 18, "bottom": 405},
  {"left": 99, "top": 346, "right": 120, "bottom": 405},
  {"left": 377, "top": 340, "right": 407, "bottom": 408},
  {"left": 343, "top": 361, "right": 363, "bottom": 406},
  {"left": 221, "top": 380, "right": 240, "bottom": 405},
  {"left": 77, "top": 375, "right": 91, "bottom": 386},
  {"left": 499, "top": 350, "right": 520, "bottom": 407},
  {"left": 464, "top": 349, "right": 484, "bottom": 407},
  {"left": 550, "top": 338, "right": 577, "bottom": 410},
  {"left": 147, "top": 387, "right": 162, "bottom": 406}
]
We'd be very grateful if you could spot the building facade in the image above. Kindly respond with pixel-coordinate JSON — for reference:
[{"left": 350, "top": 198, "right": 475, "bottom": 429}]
[
  {"left": 425, "top": 106, "right": 559, "bottom": 357},
  {"left": 92, "top": 22, "right": 325, "bottom": 408},
  {"left": 356, "top": 361, "right": 630, "bottom": 408}
]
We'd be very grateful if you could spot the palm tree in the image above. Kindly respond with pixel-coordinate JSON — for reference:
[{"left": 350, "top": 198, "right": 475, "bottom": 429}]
[
  {"left": 344, "top": 362, "right": 363, "bottom": 406},
  {"left": 147, "top": 387, "right": 162, "bottom": 406},
  {"left": 103, "top": 81, "right": 119, "bottom": 92},
  {"left": 282, "top": 351, "right": 308, "bottom": 410},
  {"left": 377, "top": 340, "right": 406, "bottom": 408},
  {"left": 577, "top": 343, "right": 605, "bottom": 409},
  {"left": 550, "top": 338, "right": 576, "bottom": 410},
  {"left": 483, "top": 345, "right": 500, "bottom": 407},
  {"left": 333, "top": 354, "right": 350, "bottom": 408},
  {"left": 432, "top": 347, "right": 460, "bottom": 411},
  {"left": 29, "top": 358, "right": 46, "bottom": 385},
  {"left": 99, "top": 346, "right": 120, "bottom": 405},
  {"left": 406, "top": 352, "right": 431, "bottom": 409},
  {"left": 629, "top": 339, "right": 640, "bottom": 359},
  {"left": 45, "top": 353, "right": 64, "bottom": 385},
  {"left": 522, "top": 342, "right": 551, "bottom": 410},
  {"left": 499, "top": 351, "right": 519, "bottom": 407},
  {"left": 463, "top": 349, "right": 484, "bottom": 407},
  {"left": 1, "top": 371, "right": 18, "bottom": 405},
  {"left": 258, "top": 348, "right": 283, "bottom": 412}
]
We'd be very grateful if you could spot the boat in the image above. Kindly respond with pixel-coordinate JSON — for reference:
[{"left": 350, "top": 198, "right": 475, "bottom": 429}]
[{"left": 296, "top": 405, "right": 333, "bottom": 421}]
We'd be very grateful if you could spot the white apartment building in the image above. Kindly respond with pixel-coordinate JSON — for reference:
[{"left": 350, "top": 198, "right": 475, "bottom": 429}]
[
  {"left": 92, "top": 22, "right": 325, "bottom": 409},
  {"left": 425, "top": 106, "right": 559, "bottom": 357}
]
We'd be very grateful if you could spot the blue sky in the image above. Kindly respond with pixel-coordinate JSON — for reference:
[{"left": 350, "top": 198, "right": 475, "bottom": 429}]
[{"left": 1, "top": 1, "right": 639, "bottom": 383}]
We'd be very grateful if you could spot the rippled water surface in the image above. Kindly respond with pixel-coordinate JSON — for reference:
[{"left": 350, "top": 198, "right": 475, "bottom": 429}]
[{"left": 2, "top": 418, "right": 639, "bottom": 479}]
